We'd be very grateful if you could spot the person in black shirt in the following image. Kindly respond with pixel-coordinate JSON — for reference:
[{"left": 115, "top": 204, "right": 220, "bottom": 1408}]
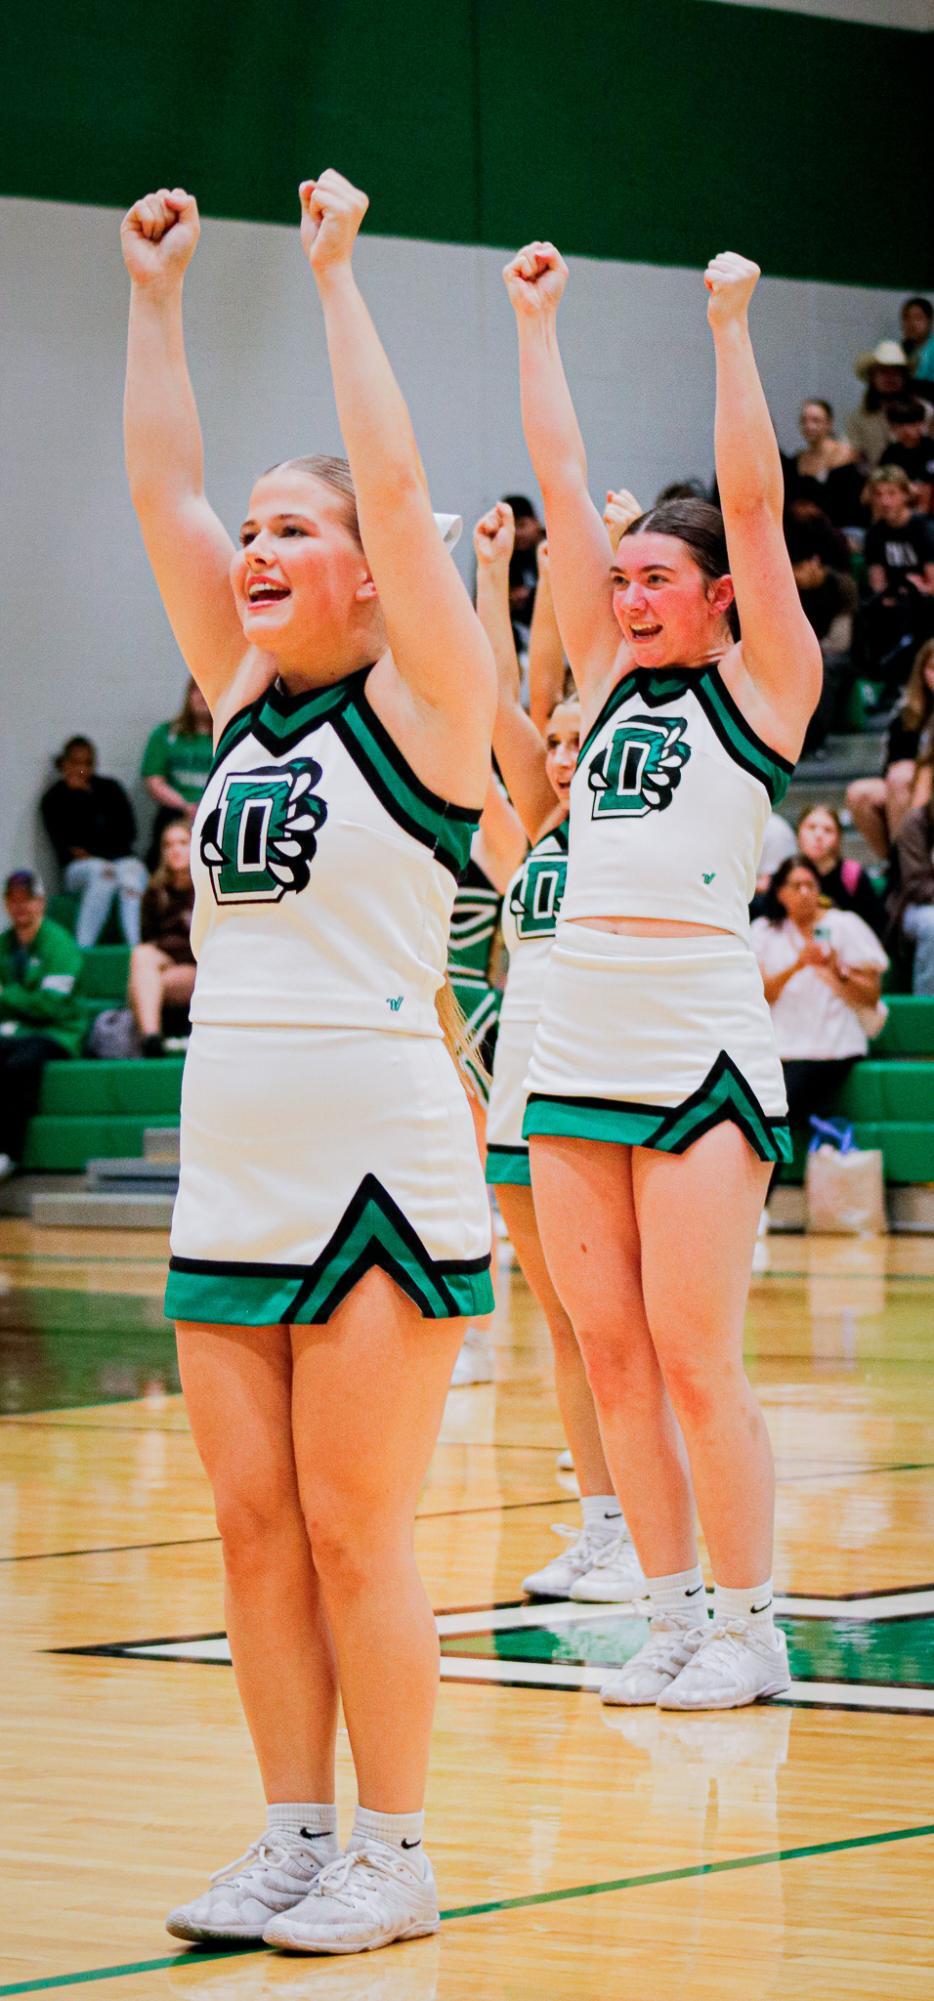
[
  {"left": 128, "top": 818, "right": 196, "bottom": 1057},
  {"left": 881, "top": 400, "right": 934, "bottom": 515},
  {"left": 40, "top": 736, "right": 148, "bottom": 947},
  {"left": 787, "top": 521, "right": 858, "bottom": 750},
  {"left": 847, "top": 639, "right": 934, "bottom": 859},
  {"left": 501, "top": 493, "right": 544, "bottom": 657},
  {"left": 795, "top": 804, "right": 887, "bottom": 939},
  {"left": 862, "top": 468, "right": 934, "bottom": 694},
  {"left": 784, "top": 398, "right": 866, "bottom": 534}
]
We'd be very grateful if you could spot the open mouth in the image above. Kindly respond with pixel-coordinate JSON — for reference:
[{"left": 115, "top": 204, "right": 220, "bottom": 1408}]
[
  {"left": 246, "top": 581, "right": 291, "bottom": 607},
  {"left": 627, "top": 621, "right": 663, "bottom": 643}
]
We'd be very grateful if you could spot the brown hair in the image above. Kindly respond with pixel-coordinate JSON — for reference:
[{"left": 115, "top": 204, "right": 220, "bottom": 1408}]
[
  {"left": 618, "top": 499, "right": 740, "bottom": 640},
  {"left": 870, "top": 464, "right": 912, "bottom": 495},
  {"left": 796, "top": 802, "right": 842, "bottom": 839},
  {"left": 261, "top": 453, "right": 363, "bottom": 547},
  {"left": 170, "top": 678, "right": 211, "bottom": 738},
  {"left": 901, "top": 640, "right": 934, "bottom": 734}
]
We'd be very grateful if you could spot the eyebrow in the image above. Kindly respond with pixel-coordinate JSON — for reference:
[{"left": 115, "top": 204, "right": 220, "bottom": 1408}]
[{"left": 239, "top": 512, "right": 314, "bottom": 537}]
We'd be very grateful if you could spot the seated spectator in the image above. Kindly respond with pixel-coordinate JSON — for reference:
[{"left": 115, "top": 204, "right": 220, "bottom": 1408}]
[
  {"left": 0, "top": 869, "right": 84, "bottom": 1180},
  {"left": 787, "top": 523, "right": 858, "bottom": 750},
  {"left": 880, "top": 399, "right": 934, "bottom": 515},
  {"left": 501, "top": 495, "right": 544, "bottom": 653},
  {"left": 784, "top": 495, "right": 852, "bottom": 573},
  {"left": 785, "top": 399, "right": 865, "bottom": 533},
  {"left": 40, "top": 737, "right": 148, "bottom": 948},
  {"left": 795, "top": 804, "right": 886, "bottom": 937},
  {"left": 847, "top": 639, "right": 934, "bottom": 859},
  {"left": 899, "top": 297, "right": 934, "bottom": 398},
  {"left": 128, "top": 820, "right": 196, "bottom": 1059},
  {"left": 862, "top": 468, "right": 934, "bottom": 697},
  {"left": 847, "top": 343, "right": 922, "bottom": 468},
  {"left": 891, "top": 795, "right": 934, "bottom": 995},
  {"left": 752, "top": 855, "right": 888, "bottom": 1149},
  {"left": 141, "top": 679, "right": 213, "bottom": 865}
]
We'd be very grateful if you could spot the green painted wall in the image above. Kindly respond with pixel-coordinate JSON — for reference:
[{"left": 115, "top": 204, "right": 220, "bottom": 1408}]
[{"left": 5, "top": 0, "right": 930, "bottom": 285}]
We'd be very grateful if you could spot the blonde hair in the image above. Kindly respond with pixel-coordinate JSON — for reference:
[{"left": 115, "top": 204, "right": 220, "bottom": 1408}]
[
  {"left": 261, "top": 453, "right": 363, "bottom": 546},
  {"left": 901, "top": 640, "right": 934, "bottom": 735},
  {"left": 436, "top": 978, "right": 491, "bottom": 1095},
  {"left": 148, "top": 818, "right": 192, "bottom": 904}
]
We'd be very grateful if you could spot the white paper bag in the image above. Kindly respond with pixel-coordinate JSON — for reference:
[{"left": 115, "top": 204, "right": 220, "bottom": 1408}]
[{"left": 805, "top": 1145, "right": 886, "bottom": 1235}]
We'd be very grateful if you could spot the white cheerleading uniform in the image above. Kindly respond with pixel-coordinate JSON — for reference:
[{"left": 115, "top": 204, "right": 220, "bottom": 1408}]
[
  {"left": 166, "top": 667, "right": 494, "bottom": 1327},
  {"left": 524, "top": 663, "right": 795, "bottom": 1164},
  {"left": 485, "top": 821, "right": 568, "bottom": 1187}
]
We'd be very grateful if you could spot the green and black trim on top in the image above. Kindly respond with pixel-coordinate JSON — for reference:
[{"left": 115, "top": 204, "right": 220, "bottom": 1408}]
[
  {"left": 523, "top": 1051, "right": 792, "bottom": 1165},
  {"left": 210, "top": 667, "right": 478, "bottom": 883},
  {"left": 578, "top": 666, "right": 795, "bottom": 809},
  {"left": 165, "top": 1173, "right": 494, "bottom": 1327}
]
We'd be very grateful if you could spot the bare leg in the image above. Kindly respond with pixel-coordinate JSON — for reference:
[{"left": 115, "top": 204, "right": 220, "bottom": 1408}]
[
  {"left": 846, "top": 777, "right": 889, "bottom": 860},
  {"left": 162, "top": 962, "right": 197, "bottom": 1009},
  {"left": 176, "top": 1321, "right": 338, "bottom": 1802},
  {"left": 529, "top": 1135, "right": 697, "bottom": 1574},
  {"left": 292, "top": 1272, "right": 463, "bottom": 1811},
  {"left": 498, "top": 1181, "right": 612, "bottom": 1497},
  {"left": 633, "top": 1126, "right": 774, "bottom": 1585},
  {"left": 129, "top": 942, "right": 170, "bottom": 1038},
  {"left": 886, "top": 760, "right": 917, "bottom": 839}
]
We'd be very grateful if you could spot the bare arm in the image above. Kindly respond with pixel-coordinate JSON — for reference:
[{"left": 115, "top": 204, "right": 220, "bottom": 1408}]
[
  {"left": 825, "top": 960, "right": 882, "bottom": 1009},
  {"left": 504, "top": 244, "right": 622, "bottom": 703},
  {"left": 474, "top": 779, "right": 528, "bottom": 896},
  {"left": 304, "top": 174, "right": 494, "bottom": 794},
  {"left": 528, "top": 544, "right": 567, "bottom": 732},
  {"left": 145, "top": 775, "right": 192, "bottom": 816},
  {"left": 707, "top": 254, "right": 822, "bottom": 757},
  {"left": 474, "top": 506, "right": 558, "bottom": 841},
  {"left": 121, "top": 191, "right": 246, "bottom": 712}
]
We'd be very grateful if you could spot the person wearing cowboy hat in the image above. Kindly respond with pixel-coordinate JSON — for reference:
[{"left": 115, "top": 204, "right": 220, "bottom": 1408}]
[{"left": 846, "top": 339, "right": 930, "bottom": 469}]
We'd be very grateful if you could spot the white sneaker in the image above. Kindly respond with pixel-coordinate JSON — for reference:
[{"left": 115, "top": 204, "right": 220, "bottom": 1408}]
[
  {"left": 569, "top": 1531, "right": 647, "bottom": 1604},
  {"left": 522, "top": 1520, "right": 625, "bottom": 1599},
  {"left": 449, "top": 1326, "right": 494, "bottom": 1387},
  {"left": 658, "top": 1617, "right": 791, "bottom": 1710},
  {"left": 600, "top": 1613, "right": 708, "bottom": 1706},
  {"left": 264, "top": 1842, "right": 440, "bottom": 1955},
  {"left": 556, "top": 1447, "right": 574, "bottom": 1472},
  {"left": 165, "top": 1828, "right": 335, "bottom": 1942}
]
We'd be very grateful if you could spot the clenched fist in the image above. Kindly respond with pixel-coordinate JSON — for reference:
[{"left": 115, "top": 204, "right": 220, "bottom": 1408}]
[
  {"left": 121, "top": 188, "right": 200, "bottom": 289},
  {"left": 603, "top": 489, "right": 643, "bottom": 554},
  {"left": 300, "top": 171, "right": 369, "bottom": 277},
  {"left": 503, "top": 241, "right": 568, "bottom": 319},
  {"left": 704, "top": 251, "right": 760, "bottom": 329},
  {"left": 473, "top": 501, "right": 515, "bottom": 568}
]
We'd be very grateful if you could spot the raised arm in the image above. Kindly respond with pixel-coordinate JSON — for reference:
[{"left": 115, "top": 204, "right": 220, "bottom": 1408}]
[
  {"left": 527, "top": 542, "right": 568, "bottom": 732},
  {"left": 302, "top": 173, "right": 494, "bottom": 791},
  {"left": 474, "top": 506, "right": 558, "bottom": 841},
  {"left": 503, "top": 244, "right": 622, "bottom": 701},
  {"left": 121, "top": 190, "right": 246, "bottom": 711},
  {"left": 707, "top": 253, "right": 822, "bottom": 757}
]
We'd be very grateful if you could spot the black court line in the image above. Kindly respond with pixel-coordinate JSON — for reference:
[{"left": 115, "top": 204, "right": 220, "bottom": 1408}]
[{"left": 0, "top": 1535, "right": 221, "bottom": 1566}]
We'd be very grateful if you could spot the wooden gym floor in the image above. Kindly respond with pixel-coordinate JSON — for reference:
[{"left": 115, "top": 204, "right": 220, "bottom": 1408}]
[{"left": 1, "top": 1216, "right": 932, "bottom": 1999}]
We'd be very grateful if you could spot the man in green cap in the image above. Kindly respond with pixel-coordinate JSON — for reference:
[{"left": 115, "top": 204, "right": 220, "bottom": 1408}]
[{"left": 0, "top": 870, "right": 84, "bottom": 1179}]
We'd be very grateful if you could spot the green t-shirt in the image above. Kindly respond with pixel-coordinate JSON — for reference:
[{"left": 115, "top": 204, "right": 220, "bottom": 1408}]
[
  {"left": 0, "top": 917, "right": 85, "bottom": 1057},
  {"left": 141, "top": 721, "right": 214, "bottom": 805}
]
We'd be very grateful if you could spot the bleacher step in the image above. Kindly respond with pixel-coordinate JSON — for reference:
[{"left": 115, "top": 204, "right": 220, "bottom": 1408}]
[
  {"left": 144, "top": 1127, "right": 181, "bottom": 1164},
  {"left": 85, "top": 1157, "right": 179, "bottom": 1193},
  {"left": 30, "top": 1191, "right": 175, "bottom": 1230}
]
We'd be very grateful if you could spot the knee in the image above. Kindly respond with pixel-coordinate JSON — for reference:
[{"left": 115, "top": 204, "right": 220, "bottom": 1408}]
[
  {"left": 575, "top": 1321, "right": 657, "bottom": 1415},
  {"left": 657, "top": 1343, "right": 749, "bottom": 1431},
  {"left": 301, "top": 1492, "right": 399, "bottom": 1597},
  {"left": 213, "top": 1480, "right": 306, "bottom": 1576}
]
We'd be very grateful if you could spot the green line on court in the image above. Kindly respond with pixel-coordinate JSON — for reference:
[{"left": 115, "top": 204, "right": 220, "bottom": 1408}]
[{"left": 2, "top": 1821, "right": 932, "bottom": 1996}]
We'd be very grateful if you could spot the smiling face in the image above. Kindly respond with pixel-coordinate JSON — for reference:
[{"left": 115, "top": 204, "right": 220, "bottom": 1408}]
[
  {"left": 797, "top": 807, "right": 840, "bottom": 871},
  {"left": 229, "top": 468, "right": 379, "bottom": 670},
  {"left": 611, "top": 532, "right": 734, "bottom": 667},
  {"left": 543, "top": 698, "right": 580, "bottom": 805}
]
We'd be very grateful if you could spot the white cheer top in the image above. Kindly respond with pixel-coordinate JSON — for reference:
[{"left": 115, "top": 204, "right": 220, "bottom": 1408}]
[
  {"left": 500, "top": 821, "right": 569, "bottom": 1024},
  {"left": 189, "top": 667, "right": 478, "bottom": 1034},
  {"left": 563, "top": 664, "right": 794, "bottom": 937}
]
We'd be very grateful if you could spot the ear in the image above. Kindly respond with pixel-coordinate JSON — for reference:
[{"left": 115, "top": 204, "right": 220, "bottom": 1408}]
[
  {"left": 707, "top": 573, "right": 735, "bottom": 620},
  {"left": 354, "top": 570, "right": 379, "bottom": 604}
]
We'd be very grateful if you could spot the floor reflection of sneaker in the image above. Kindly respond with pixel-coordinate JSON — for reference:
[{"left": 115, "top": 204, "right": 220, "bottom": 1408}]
[
  {"left": 523, "top": 1522, "right": 623, "bottom": 1598},
  {"left": 599, "top": 1614, "right": 708, "bottom": 1706},
  {"left": 165, "top": 1828, "right": 334, "bottom": 1942},
  {"left": 449, "top": 1326, "right": 494, "bottom": 1387},
  {"left": 264, "top": 1843, "right": 440, "bottom": 1955},
  {"left": 658, "top": 1617, "right": 791, "bottom": 1710},
  {"left": 569, "top": 1532, "right": 647, "bottom": 1604}
]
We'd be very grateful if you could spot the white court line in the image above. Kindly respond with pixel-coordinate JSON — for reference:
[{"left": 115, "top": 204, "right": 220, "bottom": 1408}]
[{"left": 437, "top": 1658, "right": 934, "bottom": 1712}]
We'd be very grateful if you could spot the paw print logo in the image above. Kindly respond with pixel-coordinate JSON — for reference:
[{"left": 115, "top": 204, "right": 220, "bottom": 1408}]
[{"left": 201, "top": 758, "right": 329, "bottom": 905}]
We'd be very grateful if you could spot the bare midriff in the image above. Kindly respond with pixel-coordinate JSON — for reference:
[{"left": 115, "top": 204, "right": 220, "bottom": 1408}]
[{"left": 568, "top": 915, "right": 733, "bottom": 939}]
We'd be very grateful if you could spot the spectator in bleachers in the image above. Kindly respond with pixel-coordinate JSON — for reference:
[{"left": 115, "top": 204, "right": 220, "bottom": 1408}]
[
  {"left": 891, "top": 793, "right": 934, "bottom": 995},
  {"left": 40, "top": 737, "right": 148, "bottom": 948},
  {"left": 795, "top": 804, "right": 886, "bottom": 937},
  {"left": 787, "top": 522, "right": 858, "bottom": 751},
  {"left": 862, "top": 468, "right": 934, "bottom": 697},
  {"left": 141, "top": 678, "right": 213, "bottom": 864},
  {"left": 785, "top": 399, "right": 865, "bottom": 533},
  {"left": 899, "top": 297, "right": 934, "bottom": 397},
  {"left": 752, "top": 854, "right": 888, "bottom": 1144},
  {"left": 847, "top": 343, "right": 919, "bottom": 468},
  {"left": 0, "top": 869, "right": 83, "bottom": 1180},
  {"left": 128, "top": 819, "right": 196, "bottom": 1059},
  {"left": 847, "top": 639, "right": 934, "bottom": 860},
  {"left": 880, "top": 399, "right": 934, "bottom": 514},
  {"left": 501, "top": 494, "right": 544, "bottom": 655}
]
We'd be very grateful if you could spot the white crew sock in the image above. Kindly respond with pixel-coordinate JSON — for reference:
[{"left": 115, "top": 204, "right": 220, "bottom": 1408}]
[
  {"left": 581, "top": 1494, "right": 626, "bottom": 1539},
  {"left": 267, "top": 1801, "right": 339, "bottom": 1858},
  {"left": 714, "top": 1580, "right": 777, "bottom": 1634},
  {"left": 647, "top": 1564, "right": 709, "bottom": 1627},
  {"left": 350, "top": 1806, "right": 426, "bottom": 1860}
]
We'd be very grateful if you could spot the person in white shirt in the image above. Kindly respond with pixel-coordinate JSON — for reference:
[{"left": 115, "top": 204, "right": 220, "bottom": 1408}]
[{"left": 751, "top": 855, "right": 888, "bottom": 1142}]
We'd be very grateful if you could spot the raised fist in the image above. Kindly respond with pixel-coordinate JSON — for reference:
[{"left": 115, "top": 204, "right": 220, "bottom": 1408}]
[
  {"left": 300, "top": 171, "right": 369, "bottom": 276},
  {"left": 603, "top": 488, "right": 643, "bottom": 553},
  {"left": 120, "top": 189, "right": 200, "bottom": 288},
  {"left": 503, "top": 242, "right": 568, "bottom": 319},
  {"left": 704, "top": 251, "right": 760, "bottom": 328},
  {"left": 473, "top": 501, "right": 515, "bottom": 567}
]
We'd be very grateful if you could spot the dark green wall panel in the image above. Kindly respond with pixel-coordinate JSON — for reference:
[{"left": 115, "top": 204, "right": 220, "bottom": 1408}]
[{"left": 4, "top": 0, "right": 930, "bottom": 286}]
